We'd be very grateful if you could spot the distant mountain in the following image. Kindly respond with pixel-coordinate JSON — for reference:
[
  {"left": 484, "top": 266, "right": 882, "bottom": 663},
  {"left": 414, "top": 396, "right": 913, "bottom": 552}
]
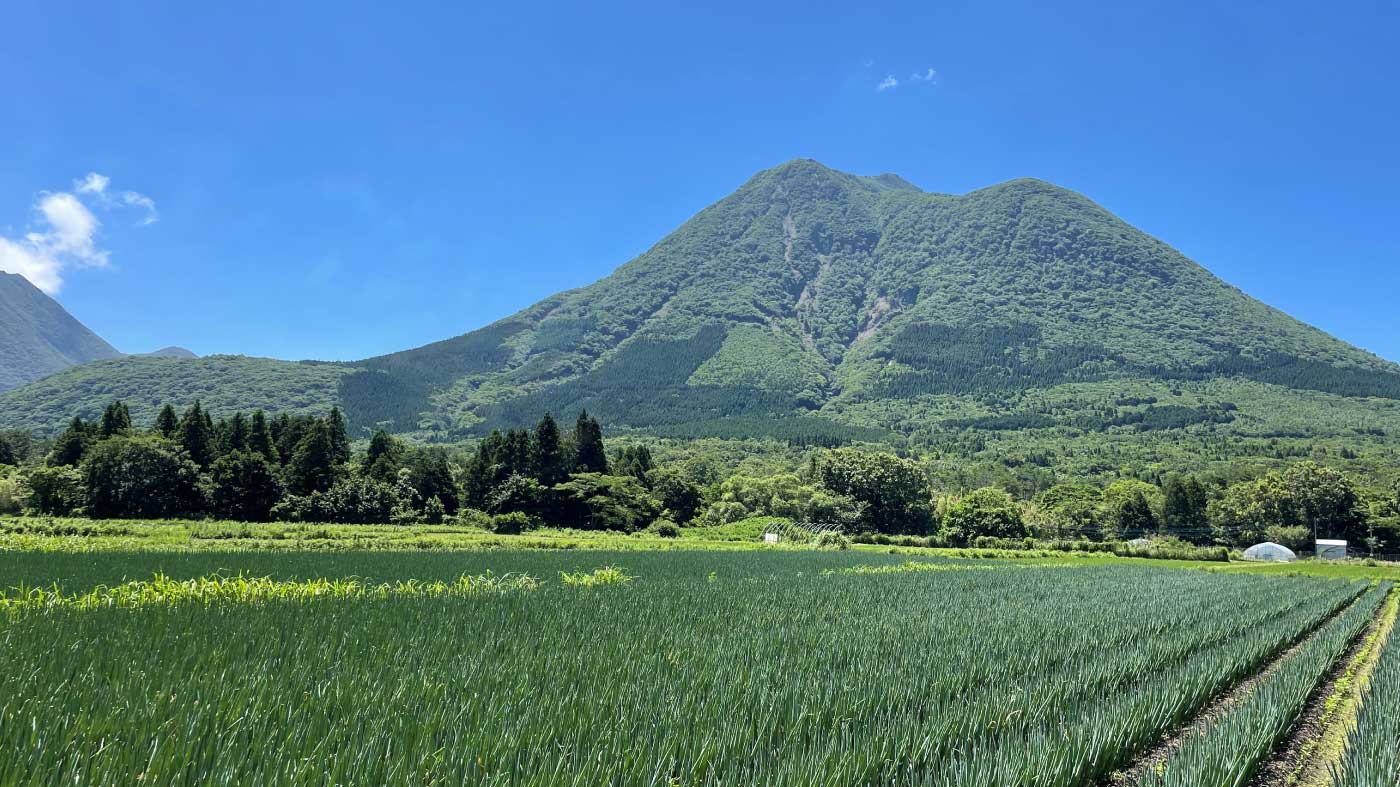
[
  {"left": 3, "top": 160, "right": 1400, "bottom": 455},
  {"left": 0, "top": 273, "right": 123, "bottom": 391},
  {"left": 137, "top": 346, "right": 198, "bottom": 359}
]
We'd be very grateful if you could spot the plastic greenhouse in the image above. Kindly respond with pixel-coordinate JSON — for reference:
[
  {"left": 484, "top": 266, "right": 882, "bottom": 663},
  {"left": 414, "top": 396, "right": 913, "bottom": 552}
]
[{"left": 1242, "top": 542, "right": 1298, "bottom": 562}]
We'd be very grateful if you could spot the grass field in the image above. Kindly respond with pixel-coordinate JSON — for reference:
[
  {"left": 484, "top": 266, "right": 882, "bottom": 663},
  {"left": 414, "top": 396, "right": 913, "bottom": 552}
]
[{"left": 4, "top": 534, "right": 1400, "bottom": 785}]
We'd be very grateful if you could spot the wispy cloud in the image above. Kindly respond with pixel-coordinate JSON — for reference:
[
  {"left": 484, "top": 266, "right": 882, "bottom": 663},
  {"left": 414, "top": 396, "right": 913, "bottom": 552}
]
[
  {"left": 877, "top": 75, "right": 899, "bottom": 92},
  {"left": 74, "top": 172, "right": 110, "bottom": 195},
  {"left": 0, "top": 173, "right": 156, "bottom": 294},
  {"left": 121, "top": 191, "right": 159, "bottom": 225},
  {"left": 911, "top": 67, "right": 937, "bottom": 82},
  {"left": 72, "top": 170, "right": 159, "bottom": 225}
]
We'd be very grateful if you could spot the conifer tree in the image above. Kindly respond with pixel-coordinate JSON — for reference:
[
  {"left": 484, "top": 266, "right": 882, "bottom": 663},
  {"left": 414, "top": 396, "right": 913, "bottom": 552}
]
[
  {"left": 178, "top": 402, "right": 215, "bottom": 468},
  {"left": 504, "top": 429, "right": 533, "bottom": 478},
  {"left": 327, "top": 407, "right": 352, "bottom": 466},
  {"left": 0, "top": 434, "right": 15, "bottom": 466},
  {"left": 407, "top": 449, "right": 459, "bottom": 514},
  {"left": 99, "top": 401, "right": 132, "bottom": 438},
  {"left": 154, "top": 404, "right": 179, "bottom": 439},
  {"left": 614, "top": 445, "right": 653, "bottom": 481},
  {"left": 533, "top": 412, "right": 566, "bottom": 485},
  {"left": 286, "top": 422, "right": 337, "bottom": 496},
  {"left": 49, "top": 416, "right": 92, "bottom": 467},
  {"left": 364, "top": 429, "right": 402, "bottom": 482},
  {"left": 1162, "top": 475, "right": 1209, "bottom": 540},
  {"left": 247, "top": 410, "right": 278, "bottom": 463},
  {"left": 218, "top": 412, "right": 250, "bottom": 456},
  {"left": 271, "top": 413, "right": 304, "bottom": 465},
  {"left": 461, "top": 437, "right": 499, "bottom": 509},
  {"left": 573, "top": 410, "right": 608, "bottom": 474}
]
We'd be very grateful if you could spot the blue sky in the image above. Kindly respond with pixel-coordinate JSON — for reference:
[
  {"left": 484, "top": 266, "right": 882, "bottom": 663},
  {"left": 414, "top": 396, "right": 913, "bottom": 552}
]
[{"left": 1, "top": 1, "right": 1397, "bottom": 362}]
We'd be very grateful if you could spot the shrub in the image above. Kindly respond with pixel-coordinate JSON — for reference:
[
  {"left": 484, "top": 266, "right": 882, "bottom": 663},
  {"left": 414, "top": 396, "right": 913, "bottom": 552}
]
[
  {"left": 21, "top": 466, "right": 84, "bottom": 516},
  {"left": 489, "top": 511, "right": 537, "bottom": 535},
  {"left": 649, "top": 519, "right": 680, "bottom": 538},
  {"left": 697, "top": 500, "right": 750, "bottom": 527},
  {"left": 272, "top": 477, "right": 399, "bottom": 524},
  {"left": 0, "top": 476, "right": 26, "bottom": 515},
  {"left": 941, "top": 487, "right": 1027, "bottom": 545},
  {"left": 815, "top": 531, "right": 852, "bottom": 550},
  {"left": 422, "top": 495, "right": 446, "bottom": 525}
]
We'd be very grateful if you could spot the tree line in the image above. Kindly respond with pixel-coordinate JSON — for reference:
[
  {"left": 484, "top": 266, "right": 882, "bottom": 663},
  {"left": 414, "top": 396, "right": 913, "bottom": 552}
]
[{"left": 0, "top": 399, "right": 1397, "bottom": 554}]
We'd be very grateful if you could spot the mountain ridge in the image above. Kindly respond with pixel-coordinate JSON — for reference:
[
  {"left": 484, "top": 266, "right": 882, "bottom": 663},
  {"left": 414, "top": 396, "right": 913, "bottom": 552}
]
[
  {"left": 2, "top": 160, "right": 1398, "bottom": 450},
  {"left": 0, "top": 272, "right": 124, "bottom": 391}
]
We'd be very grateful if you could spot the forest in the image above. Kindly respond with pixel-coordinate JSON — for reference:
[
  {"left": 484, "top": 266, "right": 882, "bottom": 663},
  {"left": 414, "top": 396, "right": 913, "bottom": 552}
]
[{"left": 2, "top": 399, "right": 1398, "bottom": 556}]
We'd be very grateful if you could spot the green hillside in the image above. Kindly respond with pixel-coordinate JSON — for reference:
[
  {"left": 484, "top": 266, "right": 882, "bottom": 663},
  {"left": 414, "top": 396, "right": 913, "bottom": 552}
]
[
  {"left": 0, "top": 355, "right": 347, "bottom": 431},
  {"left": 3, "top": 159, "right": 1399, "bottom": 455},
  {"left": 0, "top": 273, "right": 123, "bottom": 391}
]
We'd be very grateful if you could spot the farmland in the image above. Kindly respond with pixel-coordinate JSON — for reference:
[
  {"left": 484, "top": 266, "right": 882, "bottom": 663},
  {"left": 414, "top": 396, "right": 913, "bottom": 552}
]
[{"left": 1, "top": 548, "right": 1398, "bottom": 786}]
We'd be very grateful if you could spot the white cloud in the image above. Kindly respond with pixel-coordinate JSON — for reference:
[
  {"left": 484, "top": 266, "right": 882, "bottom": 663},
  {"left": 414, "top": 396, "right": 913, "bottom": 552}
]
[
  {"left": 0, "top": 173, "right": 155, "bottom": 294},
  {"left": 71, "top": 170, "right": 158, "bottom": 225},
  {"left": 121, "top": 191, "right": 159, "bottom": 225},
  {"left": 0, "top": 237, "right": 64, "bottom": 293},
  {"left": 877, "top": 75, "right": 899, "bottom": 91},
  {"left": 38, "top": 193, "right": 106, "bottom": 266},
  {"left": 75, "top": 172, "right": 110, "bottom": 195},
  {"left": 911, "top": 67, "right": 937, "bottom": 82}
]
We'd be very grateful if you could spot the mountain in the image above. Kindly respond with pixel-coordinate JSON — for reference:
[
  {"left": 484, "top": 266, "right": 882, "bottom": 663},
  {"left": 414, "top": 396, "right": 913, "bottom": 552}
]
[
  {"left": 137, "top": 346, "right": 198, "bottom": 359},
  {"left": 0, "top": 273, "right": 123, "bottom": 391},
  {"left": 3, "top": 160, "right": 1400, "bottom": 461}
]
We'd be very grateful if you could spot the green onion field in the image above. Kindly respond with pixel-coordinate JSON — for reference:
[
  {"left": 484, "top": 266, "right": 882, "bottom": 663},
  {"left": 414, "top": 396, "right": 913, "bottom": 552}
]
[{"left": 2, "top": 548, "right": 1398, "bottom": 786}]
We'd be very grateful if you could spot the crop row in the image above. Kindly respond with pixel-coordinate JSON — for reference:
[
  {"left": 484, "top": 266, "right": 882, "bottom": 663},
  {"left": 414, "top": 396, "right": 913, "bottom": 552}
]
[
  {"left": 910, "top": 578, "right": 1368, "bottom": 785},
  {"left": 1140, "top": 582, "right": 1389, "bottom": 786},
  {"left": 0, "top": 558, "right": 1372, "bottom": 786},
  {"left": 1332, "top": 593, "right": 1400, "bottom": 786}
]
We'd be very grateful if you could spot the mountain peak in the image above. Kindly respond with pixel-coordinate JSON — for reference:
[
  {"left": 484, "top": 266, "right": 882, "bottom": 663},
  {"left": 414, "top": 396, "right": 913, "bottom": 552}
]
[
  {"left": 755, "top": 159, "right": 923, "bottom": 196},
  {"left": 4, "top": 164, "right": 1399, "bottom": 446},
  {"left": 137, "top": 346, "right": 199, "bottom": 359}
]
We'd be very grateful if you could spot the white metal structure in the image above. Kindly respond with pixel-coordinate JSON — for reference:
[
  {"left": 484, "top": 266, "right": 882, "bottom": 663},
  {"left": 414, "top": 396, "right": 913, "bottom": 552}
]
[
  {"left": 1242, "top": 542, "right": 1298, "bottom": 562},
  {"left": 1316, "top": 539, "right": 1348, "bottom": 559}
]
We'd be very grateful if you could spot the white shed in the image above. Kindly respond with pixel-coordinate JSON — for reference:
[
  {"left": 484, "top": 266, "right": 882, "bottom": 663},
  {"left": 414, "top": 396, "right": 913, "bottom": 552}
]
[
  {"left": 1243, "top": 542, "right": 1298, "bottom": 562},
  {"left": 1316, "top": 539, "right": 1348, "bottom": 560}
]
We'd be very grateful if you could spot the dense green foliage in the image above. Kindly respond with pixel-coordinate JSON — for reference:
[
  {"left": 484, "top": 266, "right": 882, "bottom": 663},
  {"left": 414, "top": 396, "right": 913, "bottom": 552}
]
[
  {"left": 0, "top": 355, "right": 347, "bottom": 432},
  {"left": 0, "top": 272, "right": 121, "bottom": 391},
  {"left": 4, "top": 397, "right": 1400, "bottom": 555},
  {"left": 0, "top": 554, "right": 1369, "bottom": 785}
]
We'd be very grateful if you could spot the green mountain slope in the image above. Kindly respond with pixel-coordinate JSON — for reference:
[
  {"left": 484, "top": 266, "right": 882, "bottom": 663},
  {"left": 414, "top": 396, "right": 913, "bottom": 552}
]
[
  {"left": 2, "top": 160, "right": 1397, "bottom": 449},
  {"left": 0, "top": 273, "right": 123, "bottom": 391},
  {"left": 0, "top": 355, "right": 347, "bottom": 430}
]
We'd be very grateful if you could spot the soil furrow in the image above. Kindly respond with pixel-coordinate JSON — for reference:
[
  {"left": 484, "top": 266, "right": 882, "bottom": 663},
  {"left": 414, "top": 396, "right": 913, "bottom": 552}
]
[
  {"left": 1251, "top": 587, "right": 1399, "bottom": 787},
  {"left": 1106, "top": 589, "right": 1369, "bottom": 786}
]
